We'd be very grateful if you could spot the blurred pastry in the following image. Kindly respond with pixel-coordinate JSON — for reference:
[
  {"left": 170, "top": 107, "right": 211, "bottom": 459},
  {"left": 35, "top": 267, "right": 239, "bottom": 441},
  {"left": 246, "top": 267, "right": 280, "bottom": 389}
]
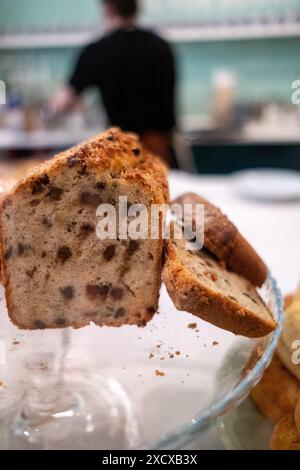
[
  {"left": 270, "top": 414, "right": 300, "bottom": 450},
  {"left": 277, "top": 284, "right": 300, "bottom": 381},
  {"left": 251, "top": 354, "right": 300, "bottom": 423}
]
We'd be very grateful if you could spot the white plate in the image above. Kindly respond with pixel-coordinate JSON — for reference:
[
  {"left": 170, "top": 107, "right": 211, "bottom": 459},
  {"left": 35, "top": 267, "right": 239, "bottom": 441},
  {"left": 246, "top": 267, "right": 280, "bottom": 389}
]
[{"left": 232, "top": 169, "right": 300, "bottom": 202}]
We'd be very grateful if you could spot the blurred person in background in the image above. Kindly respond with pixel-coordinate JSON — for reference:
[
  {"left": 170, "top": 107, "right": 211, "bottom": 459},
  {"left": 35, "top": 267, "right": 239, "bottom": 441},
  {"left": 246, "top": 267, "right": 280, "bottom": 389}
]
[{"left": 51, "top": 0, "right": 177, "bottom": 167}]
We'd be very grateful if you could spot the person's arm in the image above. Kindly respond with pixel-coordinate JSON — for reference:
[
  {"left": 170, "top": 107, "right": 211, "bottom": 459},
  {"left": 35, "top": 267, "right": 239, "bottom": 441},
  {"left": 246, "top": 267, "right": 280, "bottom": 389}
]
[
  {"left": 49, "top": 43, "right": 98, "bottom": 115},
  {"left": 50, "top": 85, "right": 78, "bottom": 115}
]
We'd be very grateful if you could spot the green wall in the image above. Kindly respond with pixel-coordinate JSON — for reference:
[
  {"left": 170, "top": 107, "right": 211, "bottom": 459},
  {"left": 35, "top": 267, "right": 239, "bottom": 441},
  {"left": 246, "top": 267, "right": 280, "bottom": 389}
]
[
  {"left": 176, "top": 37, "right": 300, "bottom": 117},
  {"left": 1, "top": 0, "right": 300, "bottom": 28},
  {"left": 0, "top": 0, "right": 98, "bottom": 28}
]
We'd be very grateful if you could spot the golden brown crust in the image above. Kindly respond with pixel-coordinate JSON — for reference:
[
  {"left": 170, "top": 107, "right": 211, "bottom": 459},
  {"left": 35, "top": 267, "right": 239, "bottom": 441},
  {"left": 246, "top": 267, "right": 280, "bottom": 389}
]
[
  {"left": 10, "top": 128, "right": 168, "bottom": 207},
  {"left": 163, "top": 231, "right": 276, "bottom": 338},
  {"left": 270, "top": 414, "right": 300, "bottom": 450},
  {"left": 251, "top": 354, "right": 300, "bottom": 423},
  {"left": 0, "top": 128, "right": 168, "bottom": 330},
  {"left": 173, "top": 193, "right": 268, "bottom": 287}
]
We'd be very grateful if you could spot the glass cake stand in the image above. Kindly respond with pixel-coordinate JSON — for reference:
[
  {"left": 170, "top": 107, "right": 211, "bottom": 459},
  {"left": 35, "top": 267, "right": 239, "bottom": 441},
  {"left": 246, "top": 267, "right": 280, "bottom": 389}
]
[{"left": 0, "top": 274, "right": 283, "bottom": 450}]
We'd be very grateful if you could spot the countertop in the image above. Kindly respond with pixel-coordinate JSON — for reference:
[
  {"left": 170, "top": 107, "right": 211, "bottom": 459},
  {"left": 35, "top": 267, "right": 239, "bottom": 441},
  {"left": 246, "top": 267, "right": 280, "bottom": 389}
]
[{"left": 1, "top": 125, "right": 300, "bottom": 152}]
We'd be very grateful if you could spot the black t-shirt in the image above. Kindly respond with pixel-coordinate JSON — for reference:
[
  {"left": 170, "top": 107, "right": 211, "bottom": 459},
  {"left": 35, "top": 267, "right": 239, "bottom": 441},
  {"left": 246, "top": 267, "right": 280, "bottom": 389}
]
[{"left": 69, "top": 27, "right": 176, "bottom": 134}]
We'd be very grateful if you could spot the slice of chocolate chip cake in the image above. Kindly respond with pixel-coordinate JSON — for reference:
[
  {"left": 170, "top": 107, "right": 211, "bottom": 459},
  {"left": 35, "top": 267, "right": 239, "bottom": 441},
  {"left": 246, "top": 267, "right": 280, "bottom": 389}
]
[
  {"left": 163, "top": 223, "right": 276, "bottom": 338},
  {"left": 0, "top": 129, "right": 168, "bottom": 329}
]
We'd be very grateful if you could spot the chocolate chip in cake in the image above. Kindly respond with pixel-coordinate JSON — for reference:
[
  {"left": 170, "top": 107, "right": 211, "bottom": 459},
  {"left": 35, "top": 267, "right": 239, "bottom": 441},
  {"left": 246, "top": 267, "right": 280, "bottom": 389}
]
[
  {"left": 86, "top": 283, "right": 112, "bottom": 299},
  {"left": 42, "top": 216, "right": 53, "bottom": 228},
  {"left": 80, "top": 223, "right": 94, "bottom": 235},
  {"left": 47, "top": 186, "right": 63, "bottom": 201},
  {"left": 60, "top": 286, "right": 74, "bottom": 300},
  {"left": 148, "top": 253, "right": 154, "bottom": 260},
  {"left": 67, "top": 220, "right": 77, "bottom": 233},
  {"left": 4, "top": 246, "right": 12, "bottom": 260},
  {"left": 40, "top": 175, "right": 50, "bottom": 186},
  {"left": 111, "top": 287, "right": 124, "bottom": 301},
  {"left": 147, "top": 306, "right": 156, "bottom": 314},
  {"left": 32, "top": 175, "right": 50, "bottom": 195},
  {"left": 128, "top": 240, "right": 139, "bottom": 256},
  {"left": 41, "top": 252, "right": 46, "bottom": 258},
  {"left": 115, "top": 307, "right": 126, "bottom": 319},
  {"left": 80, "top": 192, "right": 102, "bottom": 207},
  {"left": 17, "top": 243, "right": 25, "bottom": 256},
  {"left": 55, "top": 317, "right": 66, "bottom": 325},
  {"left": 34, "top": 320, "right": 47, "bottom": 330},
  {"left": 26, "top": 267, "right": 37, "bottom": 278},
  {"left": 57, "top": 246, "right": 72, "bottom": 263},
  {"left": 96, "top": 182, "right": 106, "bottom": 190},
  {"left": 31, "top": 181, "right": 44, "bottom": 195},
  {"left": 103, "top": 245, "right": 116, "bottom": 261},
  {"left": 132, "top": 148, "right": 140, "bottom": 156},
  {"left": 107, "top": 135, "right": 116, "bottom": 142}
]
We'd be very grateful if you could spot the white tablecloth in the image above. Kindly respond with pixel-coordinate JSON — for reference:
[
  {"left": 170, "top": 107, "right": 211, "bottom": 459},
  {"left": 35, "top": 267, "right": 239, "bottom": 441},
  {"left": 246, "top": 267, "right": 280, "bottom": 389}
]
[{"left": 169, "top": 171, "right": 300, "bottom": 449}]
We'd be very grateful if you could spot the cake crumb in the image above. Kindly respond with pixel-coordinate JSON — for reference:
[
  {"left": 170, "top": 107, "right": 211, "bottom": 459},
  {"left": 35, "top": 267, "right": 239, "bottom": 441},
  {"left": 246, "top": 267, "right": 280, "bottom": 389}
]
[
  {"left": 212, "top": 341, "right": 219, "bottom": 346},
  {"left": 149, "top": 353, "right": 154, "bottom": 359},
  {"left": 187, "top": 323, "right": 197, "bottom": 330},
  {"left": 12, "top": 340, "right": 20, "bottom": 346},
  {"left": 155, "top": 370, "right": 165, "bottom": 377},
  {"left": 169, "top": 354, "right": 174, "bottom": 359},
  {"left": 175, "top": 351, "right": 181, "bottom": 356}
]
